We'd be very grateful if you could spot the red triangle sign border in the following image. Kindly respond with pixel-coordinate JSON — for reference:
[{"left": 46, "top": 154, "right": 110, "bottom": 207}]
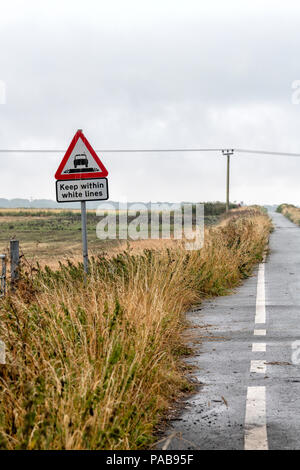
[{"left": 55, "top": 130, "right": 109, "bottom": 180}]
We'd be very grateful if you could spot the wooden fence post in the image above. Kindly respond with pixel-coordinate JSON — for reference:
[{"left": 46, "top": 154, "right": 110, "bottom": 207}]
[
  {"left": 0, "top": 340, "right": 5, "bottom": 365},
  {"left": 0, "top": 254, "right": 6, "bottom": 297},
  {"left": 10, "top": 239, "right": 19, "bottom": 290}
]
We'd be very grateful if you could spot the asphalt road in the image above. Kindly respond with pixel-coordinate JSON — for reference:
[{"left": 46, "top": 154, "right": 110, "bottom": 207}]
[{"left": 158, "top": 211, "right": 300, "bottom": 450}]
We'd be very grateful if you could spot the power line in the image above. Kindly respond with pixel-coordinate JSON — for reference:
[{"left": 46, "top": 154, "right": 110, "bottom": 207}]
[
  {"left": 0, "top": 148, "right": 222, "bottom": 153},
  {"left": 0, "top": 147, "right": 300, "bottom": 157},
  {"left": 236, "top": 149, "right": 300, "bottom": 157}
]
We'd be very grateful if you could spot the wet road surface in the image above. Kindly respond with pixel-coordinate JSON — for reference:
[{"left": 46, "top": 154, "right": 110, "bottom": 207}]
[{"left": 159, "top": 212, "right": 300, "bottom": 450}]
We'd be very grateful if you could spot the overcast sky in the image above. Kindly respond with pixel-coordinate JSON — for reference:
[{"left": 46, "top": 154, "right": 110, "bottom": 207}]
[{"left": 1, "top": 0, "right": 300, "bottom": 204}]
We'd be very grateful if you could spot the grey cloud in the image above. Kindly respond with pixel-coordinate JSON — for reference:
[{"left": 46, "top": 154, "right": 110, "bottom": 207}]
[{"left": 1, "top": 0, "right": 300, "bottom": 204}]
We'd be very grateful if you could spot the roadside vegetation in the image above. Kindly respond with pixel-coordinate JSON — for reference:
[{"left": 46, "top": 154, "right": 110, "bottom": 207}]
[
  {"left": 276, "top": 203, "right": 300, "bottom": 225},
  {"left": 0, "top": 206, "right": 271, "bottom": 449},
  {"left": 0, "top": 202, "right": 238, "bottom": 267}
]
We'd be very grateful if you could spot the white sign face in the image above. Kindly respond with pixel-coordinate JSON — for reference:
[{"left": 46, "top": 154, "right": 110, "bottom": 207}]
[
  {"left": 55, "top": 130, "right": 108, "bottom": 180},
  {"left": 56, "top": 178, "right": 109, "bottom": 203},
  {"left": 61, "top": 139, "right": 103, "bottom": 176}
]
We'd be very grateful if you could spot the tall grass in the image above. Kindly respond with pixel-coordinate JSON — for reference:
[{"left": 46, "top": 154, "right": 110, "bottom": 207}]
[
  {"left": 0, "top": 208, "right": 271, "bottom": 449},
  {"left": 276, "top": 203, "right": 300, "bottom": 225}
]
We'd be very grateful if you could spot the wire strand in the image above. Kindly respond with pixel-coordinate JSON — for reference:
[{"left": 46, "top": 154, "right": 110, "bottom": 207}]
[
  {"left": 0, "top": 147, "right": 300, "bottom": 157},
  {"left": 0, "top": 148, "right": 222, "bottom": 153},
  {"left": 235, "top": 149, "right": 300, "bottom": 157}
]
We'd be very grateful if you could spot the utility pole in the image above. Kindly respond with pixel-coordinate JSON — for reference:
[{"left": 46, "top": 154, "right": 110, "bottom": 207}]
[{"left": 222, "top": 149, "right": 234, "bottom": 212}]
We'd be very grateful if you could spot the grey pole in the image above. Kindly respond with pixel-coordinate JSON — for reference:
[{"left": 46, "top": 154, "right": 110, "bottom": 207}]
[
  {"left": 10, "top": 239, "right": 19, "bottom": 289},
  {"left": 0, "top": 254, "right": 6, "bottom": 297},
  {"left": 222, "top": 149, "right": 234, "bottom": 212},
  {"left": 226, "top": 153, "right": 230, "bottom": 212},
  {"left": 81, "top": 201, "right": 89, "bottom": 275}
]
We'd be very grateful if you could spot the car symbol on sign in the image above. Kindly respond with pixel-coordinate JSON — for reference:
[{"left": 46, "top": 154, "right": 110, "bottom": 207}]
[{"left": 74, "top": 153, "right": 89, "bottom": 168}]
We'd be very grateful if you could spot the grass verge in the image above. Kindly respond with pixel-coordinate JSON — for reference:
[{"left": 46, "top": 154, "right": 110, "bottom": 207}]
[
  {"left": 0, "top": 207, "right": 271, "bottom": 449},
  {"left": 276, "top": 203, "right": 300, "bottom": 225}
]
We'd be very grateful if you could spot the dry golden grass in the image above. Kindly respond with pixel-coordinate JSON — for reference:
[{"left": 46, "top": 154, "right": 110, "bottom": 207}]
[
  {"left": 34, "top": 239, "right": 179, "bottom": 270},
  {"left": 0, "top": 207, "right": 271, "bottom": 450},
  {"left": 0, "top": 208, "right": 181, "bottom": 267},
  {"left": 277, "top": 204, "right": 300, "bottom": 225},
  {"left": 0, "top": 208, "right": 88, "bottom": 214}
]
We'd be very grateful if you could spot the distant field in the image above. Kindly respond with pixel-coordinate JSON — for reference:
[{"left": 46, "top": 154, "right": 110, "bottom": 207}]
[
  {"left": 0, "top": 209, "right": 119, "bottom": 266},
  {"left": 0, "top": 203, "right": 236, "bottom": 267}
]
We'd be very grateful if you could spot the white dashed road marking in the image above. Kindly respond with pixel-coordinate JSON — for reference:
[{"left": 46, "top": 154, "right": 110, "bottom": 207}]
[
  {"left": 255, "top": 263, "right": 266, "bottom": 324},
  {"left": 252, "top": 343, "right": 266, "bottom": 352},
  {"left": 244, "top": 386, "right": 268, "bottom": 450},
  {"left": 245, "top": 261, "right": 268, "bottom": 450},
  {"left": 250, "top": 360, "right": 266, "bottom": 374},
  {"left": 254, "top": 329, "right": 266, "bottom": 336}
]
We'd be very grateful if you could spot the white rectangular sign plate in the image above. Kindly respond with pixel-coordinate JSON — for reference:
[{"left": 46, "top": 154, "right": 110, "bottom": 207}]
[{"left": 56, "top": 178, "right": 109, "bottom": 202}]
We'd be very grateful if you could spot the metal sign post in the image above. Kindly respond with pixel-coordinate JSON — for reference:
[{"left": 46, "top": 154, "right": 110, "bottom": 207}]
[
  {"left": 55, "top": 130, "right": 109, "bottom": 278},
  {"left": 81, "top": 201, "right": 89, "bottom": 275}
]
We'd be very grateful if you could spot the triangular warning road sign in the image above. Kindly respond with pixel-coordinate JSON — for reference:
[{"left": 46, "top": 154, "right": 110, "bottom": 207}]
[{"left": 55, "top": 130, "right": 108, "bottom": 180}]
